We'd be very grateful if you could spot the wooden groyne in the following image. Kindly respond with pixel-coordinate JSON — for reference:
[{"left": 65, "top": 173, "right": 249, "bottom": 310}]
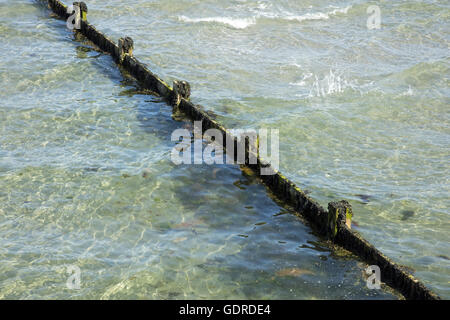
[{"left": 43, "top": 0, "right": 440, "bottom": 300}]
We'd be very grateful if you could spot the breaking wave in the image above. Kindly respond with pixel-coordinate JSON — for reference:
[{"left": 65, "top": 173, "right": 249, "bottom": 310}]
[
  {"left": 178, "top": 16, "right": 256, "bottom": 29},
  {"left": 178, "top": 6, "right": 351, "bottom": 29},
  {"left": 282, "top": 6, "right": 351, "bottom": 23}
]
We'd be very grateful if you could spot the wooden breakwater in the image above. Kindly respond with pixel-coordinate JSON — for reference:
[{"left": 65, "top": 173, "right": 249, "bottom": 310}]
[{"left": 43, "top": 0, "right": 440, "bottom": 300}]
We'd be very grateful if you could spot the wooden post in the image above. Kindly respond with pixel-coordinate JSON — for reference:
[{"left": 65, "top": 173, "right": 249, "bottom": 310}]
[
  {"left": 79, "top": 2, "right": 88, "bottom": 21},
  {"left": 123, "top": 37, "right": 134, "bottom": 56},
  {"left": 327, "top": 200, "right": 352, "bottom": 239},
  {"left": 118, "top": 37, "right": 134, "bottom": 63},
  {"left": 172, "top": 80, "right": 191, "bottom": 107}
]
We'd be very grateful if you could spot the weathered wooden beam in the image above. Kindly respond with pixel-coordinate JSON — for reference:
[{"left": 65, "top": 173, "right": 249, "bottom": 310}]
[{"left": 42, "top": 0, "right": 440, "bottom": 300}]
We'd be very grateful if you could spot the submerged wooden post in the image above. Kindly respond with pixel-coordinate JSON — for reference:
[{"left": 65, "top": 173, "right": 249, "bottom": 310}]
[{"left": 327, "top": 200, "right": 352, "bottom": 239}]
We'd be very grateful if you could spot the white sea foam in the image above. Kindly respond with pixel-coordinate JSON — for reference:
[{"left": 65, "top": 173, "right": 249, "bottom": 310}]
[
  {"left": 291, "top": 71, "right": 358, "bottom": 98},
  {"left": 309, "top": 70, "right": 344, "bottom": 97},
  {"left": 298, "top": 69, "right": 359, "bottom": 98},
  {"left": 329, "top": 6, "right": 352, "bottom": 16},
  {"left": 284, "top": 12, "right": 330, "bottom": 22},
  {"left": 399, "top": 85, "right": 414, "bottom": 97},
  {"left": 178, "top": 15, "right": 256, "bottom": 29},
  {"left": 178, "top": 6, "right": 351, "bottom": 29},
  {"left": 279, "top": 6, "right": 351, "bottom": 23}
]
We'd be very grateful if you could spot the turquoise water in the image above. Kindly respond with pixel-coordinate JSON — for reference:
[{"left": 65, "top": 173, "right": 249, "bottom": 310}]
[{"left": 0, "top": 0, "right": 448, "bottom": 299}]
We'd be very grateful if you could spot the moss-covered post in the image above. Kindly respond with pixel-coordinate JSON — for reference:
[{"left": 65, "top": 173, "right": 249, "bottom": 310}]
[
  {"left": 172, "top": 80, "right": 191, "bottom": 107},
  {"left": 123, "top": 37, "right": 133, "bottom": 56},
  {"left": 118, "top": 38, "right": 124, "bottom": 62},
  {"left": 79, "top": 2, "right": 87, "bottom": 22},
  {"left": 71, "top": 2, "right": 87, "bottom": 22},
  {"left": 327, "top": 200, "right": 353, "bottom": 239},
  {"left": 344, "top": 201, "right": 353, "bottom": 229},
  {"left": 118, "top": 36, "right": 134, "bottom": 63}
]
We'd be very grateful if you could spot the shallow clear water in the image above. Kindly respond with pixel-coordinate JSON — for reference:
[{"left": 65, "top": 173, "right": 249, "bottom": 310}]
[{"left": 0, "top": 0, "right": 448, "bottom": 299}]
